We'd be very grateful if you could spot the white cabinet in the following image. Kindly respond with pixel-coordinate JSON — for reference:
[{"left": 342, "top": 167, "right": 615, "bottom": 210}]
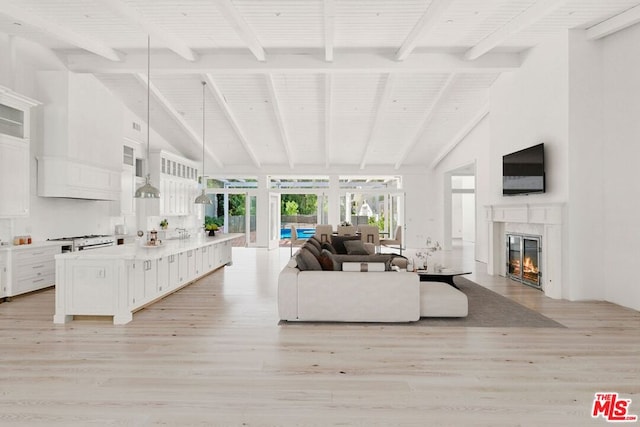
[
  {"left": 36, "top": 72, "right": 121, "bottom": 200},
  {"left": 6, "top": 245, "right": 62, "bottom": 298},
  {"left": 0, "top": 85, "right": 40, "bottom": 218},
  {"left": 0, "top": 252, "right": 7, "bottom": 299},
  {"left": 0, "top": 138, "right": 29, "bottom": 217},
  {"left": 54, "top": 234, "right": 239, "bottom": 324},
  {"left": 149, "top": 150, "right": 199, "bottom": 216}
]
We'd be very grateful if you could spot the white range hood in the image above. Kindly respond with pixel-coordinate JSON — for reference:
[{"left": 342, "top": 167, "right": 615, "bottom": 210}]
[{"left": 37, "top": 156, "right": 120, "bottom": 201}]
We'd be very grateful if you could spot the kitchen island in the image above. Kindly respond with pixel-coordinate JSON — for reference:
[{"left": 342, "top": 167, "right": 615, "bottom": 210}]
[{"left": 54, "top": 233, "right": 241, "bottom": 325}]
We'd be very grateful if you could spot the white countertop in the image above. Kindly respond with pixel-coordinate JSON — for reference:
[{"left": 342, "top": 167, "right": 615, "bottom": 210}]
[
  {"left": 0, "top": 241, "right": 68, "bottom": 252},
  {"left": 55, "top": 233, "right": 242, "bottom": 261}
]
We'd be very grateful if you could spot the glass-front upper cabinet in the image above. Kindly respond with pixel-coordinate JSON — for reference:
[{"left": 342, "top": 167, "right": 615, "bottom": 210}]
[{"left": 0, "top": 104, "right": 24, "bottom": 138}]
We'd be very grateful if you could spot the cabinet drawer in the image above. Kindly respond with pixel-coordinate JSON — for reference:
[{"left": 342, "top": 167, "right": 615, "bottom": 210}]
[
  {"left": 12, "top": 273, "right": 55, "bottom": 295},
  {"left": 16, "top": 261, "right": 54, "bottom": 280},
  {"left": 14, "top": 246, "right": 60, "bottom": 265}
]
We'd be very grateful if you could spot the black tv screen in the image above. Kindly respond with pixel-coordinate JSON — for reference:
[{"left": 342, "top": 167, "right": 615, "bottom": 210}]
[{"left": 502, "top": 143, "right": 545, "bottom": 196}]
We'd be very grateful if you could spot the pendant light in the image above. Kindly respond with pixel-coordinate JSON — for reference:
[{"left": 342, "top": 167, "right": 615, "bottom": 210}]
[
  {"left": 195, "top": 80, "right": 212, "bottom": 205},
  {"left": 135, "top": 35, "right": 160, "bottom": 199}
]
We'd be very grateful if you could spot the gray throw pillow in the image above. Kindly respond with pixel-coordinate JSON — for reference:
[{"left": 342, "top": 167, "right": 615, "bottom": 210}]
[
  {"left": 306, "top": 236, "right": 322, "bottom": 251},
  {"left": 321, "top": 241, "right": 337, "bottom": 254},
  {"left": 296, "top": 248, "right": 322, "bottom": 271},
  {"left": 344, "top": 240, "right": 369, "bottom": 255},
  {"left": 330, "top": 235, "right": 360, "bottom": 254},
  {"left": 302, "top": 242, "right": 320, "bottom": 258}
]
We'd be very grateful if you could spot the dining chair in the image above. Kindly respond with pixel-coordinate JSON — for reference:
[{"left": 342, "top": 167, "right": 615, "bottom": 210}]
[
  {"left": 289, "top": 225, "right": 306, "bottom": 256},
  {"left": 380, "top": 225, "right": 403, "bottom": 255},
  {"left": 337, "top": 225, "right": 356, "bottom": 236},
  {"left": 314, "top": 224, "right": 333, "bottom": 243},
  {"left": 358, "top": 225, "right": 380, "bottom": 254}
]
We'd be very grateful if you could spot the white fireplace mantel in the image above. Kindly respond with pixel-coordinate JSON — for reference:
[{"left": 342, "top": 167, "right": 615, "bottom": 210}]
[{"left": 485, "top": 203, "right": 564, "bottom": 299}]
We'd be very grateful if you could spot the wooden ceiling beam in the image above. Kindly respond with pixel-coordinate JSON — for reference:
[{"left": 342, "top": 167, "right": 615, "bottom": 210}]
[
  {"left": 215, "top": 0, "right": 266, "bottom": 61},
  {"left": 0, "top": 0, "right": 123, "bottom": 61},
  {"left": 66, "top": 50, "right": 521, "bottom": 74},
  {"left": 324, "top": 74, "right": 333, "bottom": 168},
  {"left": 324, "top": 0, "right": 335, "bottom": 62},
  {"left": 464, "top": 0, "right": 566, "bottom": 60},
  {"left": 265, "top": 75, "right": 295, "bottom": 169},
  {"left": 430, "top": 102, "right": 489, "bottom": 169},
  {"left": 359, "top": 74, "right": 396, "bottom": 169},
  {"left": 394, "top": 73, "right": 457, "bottom": 169},
  {"left": 203, "top": 74, "right": 262, "bottom": 169},
  {"left": 134, "top": 73, "right": 223, "bottom": 168},
  {"left": 396, "top": 0, "right": 455, "bottom": 61},
  {"left": 587, "top": 4, "right": 640, "bottom": 40},
  {"left": 99, "top": 0, "right": 197, "bottom": 61}
]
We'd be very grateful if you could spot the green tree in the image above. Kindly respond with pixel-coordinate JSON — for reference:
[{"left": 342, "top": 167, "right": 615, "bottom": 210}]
[
  {"left": 281, "top": 194, "right": 317, "bottom": 215},
  {"left": 284, "top": 200, "right": 299, "bottom": 215},
  {"left": 228, "top": 194, "right": 245, "bottom": 216}
]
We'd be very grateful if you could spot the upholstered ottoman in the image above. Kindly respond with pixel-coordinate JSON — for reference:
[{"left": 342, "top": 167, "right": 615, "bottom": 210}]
[{"left": 419, "top": 281, "right": 468, "bottom": 317}]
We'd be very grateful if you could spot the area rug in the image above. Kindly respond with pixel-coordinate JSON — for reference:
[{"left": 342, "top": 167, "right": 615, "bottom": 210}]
[{"left": 416, "top": 277, "right": 566, "bottom": 328}]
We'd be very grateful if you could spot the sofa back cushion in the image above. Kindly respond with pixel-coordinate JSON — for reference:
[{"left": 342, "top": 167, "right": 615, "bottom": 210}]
[
  {"left": 302, "top": 242, "right": 321, "bottom": 258},
  {"left": 318, "top": 249, "right": 339, "bottom": 271},
  {"left": 321, "top": 241, "right": 337, "bottom": 254},
  {"left": 296, "top": 248, "right": 323, "bottom": 271},
  {"left": 306, "top": 236, "right": 322, "bottom": 252},
  {"left": 344, "top": 240, "right": 369, "bottom": 255},
  {"left": 330, "top": 235, "right": 361, "bottom": 254}
]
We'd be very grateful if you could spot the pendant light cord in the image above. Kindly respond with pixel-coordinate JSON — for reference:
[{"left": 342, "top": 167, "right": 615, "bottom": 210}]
[
  {"left": 202, "top": 81, "right": 206, "bottom": 183},
  {"left": 146, "top": 35, "right": 151, "bottom": 175}
]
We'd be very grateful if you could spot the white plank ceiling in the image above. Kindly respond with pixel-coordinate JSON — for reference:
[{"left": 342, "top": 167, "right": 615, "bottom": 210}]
[{"left": 1, "top": 0, "right": 639, "bottom": 174}]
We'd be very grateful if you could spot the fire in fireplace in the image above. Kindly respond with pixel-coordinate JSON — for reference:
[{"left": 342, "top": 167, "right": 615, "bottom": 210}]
[{"left": 506, "top": 234, "right": 541, "bottom": 289}]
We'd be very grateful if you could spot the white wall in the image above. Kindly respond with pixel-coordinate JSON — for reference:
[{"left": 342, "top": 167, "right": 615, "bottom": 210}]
[
  {"left": 433, "top": 115, "right": 490, "bottom": 263},
  {"left": 601, "top": 24, "right": 640, "bottom": 311},
  {"left": 434, "top": 29, "right": 640, "bottom": 311}
]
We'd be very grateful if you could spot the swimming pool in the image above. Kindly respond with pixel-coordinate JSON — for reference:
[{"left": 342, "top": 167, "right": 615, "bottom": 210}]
[{"left": 280, "top": 228, "right": 315, "bottom": 239}]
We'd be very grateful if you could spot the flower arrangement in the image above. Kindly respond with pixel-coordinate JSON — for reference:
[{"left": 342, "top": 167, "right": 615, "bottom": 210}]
[
  {"left": 414, "top": 237, "right": 441, "bottom": 270},
  {"left": 160, "top": 219, "right": 168, "bottom": 229}
]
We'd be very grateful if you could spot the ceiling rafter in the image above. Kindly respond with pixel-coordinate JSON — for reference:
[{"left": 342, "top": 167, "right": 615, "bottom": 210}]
[
  {"left": 394, "top": 73, "right": 457, "bottom": 169},
  {"left": 203, "top": 73, "right": 262, "bottom": 169},
  {"left": 464, "top": 0, "right": 566, "bottom": 61},
  {"left": 359, "top": 73, "right": 396, "bottom": 169},
  {"left": 324, "top": 74, "right": 333, "bottom": 168},
  {"left": 134, "top": 73, "right": 223, "bottom": 168},
  {"left": 99, "top": 0, "right": 197, "bottom": 61},
  {"left": 430, "top": 102, "right": 489, "bottom": 169},
  {"left": 0, "top": 0, "right": 123, "bottom": 61},
  {"left": 215, "top": 0, "right": 266, "bottom": 62},
  {"left": 587, "top": 4, "right": 640, "bottom": 40},
  {"left": 324, "top": 0, "right": 335, "bottom": 62},
  {"left": 265, "top": 75, "right": 294, "bottom": 169},
  {"left": 65, "top": 51, "right": 521, "bottom": 74},
  {"left": 395, "top": 0, "right": 455, "bottom": 61}
]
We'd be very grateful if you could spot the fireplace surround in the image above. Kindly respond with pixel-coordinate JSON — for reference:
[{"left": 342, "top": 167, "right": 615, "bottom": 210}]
[{"left": 485, "top": 203, "right": 563, "bottom": 299}]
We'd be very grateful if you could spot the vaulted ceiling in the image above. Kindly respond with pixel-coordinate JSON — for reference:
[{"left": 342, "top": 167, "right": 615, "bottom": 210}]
[{"left": 2, "top": 0, "right": 639, "bottom": 175}]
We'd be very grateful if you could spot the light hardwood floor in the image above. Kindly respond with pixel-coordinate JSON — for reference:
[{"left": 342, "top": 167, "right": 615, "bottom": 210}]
[{"left": 1, "top": 242, "right": 639, "bottom": 426}]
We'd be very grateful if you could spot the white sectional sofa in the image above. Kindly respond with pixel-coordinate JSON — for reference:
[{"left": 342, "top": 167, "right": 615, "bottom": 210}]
[
  {"left": 278, "top": 263, "right": 469, "bottom": 322},
  {"left": 278, "top": 265, "right": 421, "bottom": 322}
]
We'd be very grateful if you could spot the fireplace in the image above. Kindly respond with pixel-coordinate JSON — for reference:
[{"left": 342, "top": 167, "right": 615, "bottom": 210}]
[{"left": 506, "top": 234, "right": 541, "bottom": 289}]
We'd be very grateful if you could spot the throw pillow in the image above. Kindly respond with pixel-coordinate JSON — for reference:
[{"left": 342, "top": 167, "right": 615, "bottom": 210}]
[
  {"left": 330, "top": 235, "right": 361, "bottom": 254},
  {"left": 344, "top": 240, "right": 370, "bottom": 255},
  {"left": 321, "top": 242, "right": 337, "bottom": 254},
  {"left": 302, "top": 242, "right": 320, "bottom": 258},
  {"left": 318, "top": 249, "right": 338, "bottom": 271},
  {"left": 296, "top": 248, "right": 322, "bottom": 271},
  {"left": 306, "top": 236, "right": 322, "bottom": 251}
]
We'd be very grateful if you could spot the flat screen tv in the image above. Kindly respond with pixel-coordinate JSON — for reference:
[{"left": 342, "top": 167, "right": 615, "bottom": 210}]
[{"left": 502, "top": 143, "right": 545, "bottom": 196}]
